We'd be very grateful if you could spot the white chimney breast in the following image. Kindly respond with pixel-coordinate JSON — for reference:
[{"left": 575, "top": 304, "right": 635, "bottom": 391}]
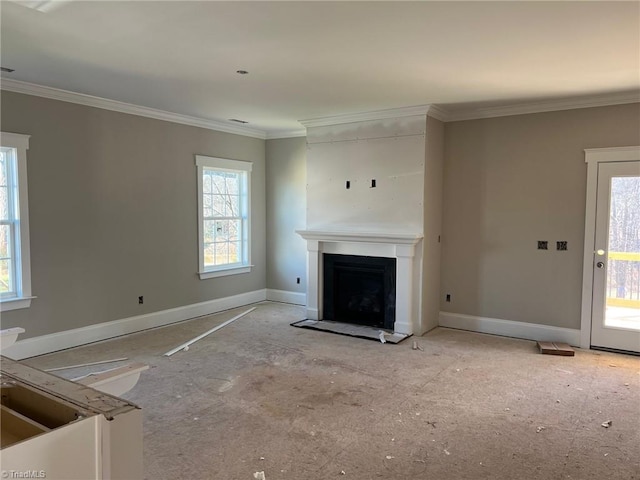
[
  {"left": 305, "top": 114, "right": 427, "bottom": 235},
  {"left": 298, "top": 110, "right": 436, "bottom": 336}
]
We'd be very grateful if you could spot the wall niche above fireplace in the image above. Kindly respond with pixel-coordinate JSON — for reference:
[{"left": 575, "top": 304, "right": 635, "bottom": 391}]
[{"left": 323, "top": 254, "right": 396, "bottom": 330}]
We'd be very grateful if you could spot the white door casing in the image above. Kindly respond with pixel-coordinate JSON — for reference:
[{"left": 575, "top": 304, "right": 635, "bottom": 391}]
[{"left": 581, "top": 146, "right": 640, "bottom": 351}]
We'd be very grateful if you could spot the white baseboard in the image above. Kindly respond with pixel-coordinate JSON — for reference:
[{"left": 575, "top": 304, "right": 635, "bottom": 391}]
[
  {"left": 3, "top": 289, "right": 267, "bottom": 360},
  {"left": 439, "top": 311, "right": 581, "bottom": 346},
  {"left": 266, "top": 289, "right": 306, "bottom": 306}
]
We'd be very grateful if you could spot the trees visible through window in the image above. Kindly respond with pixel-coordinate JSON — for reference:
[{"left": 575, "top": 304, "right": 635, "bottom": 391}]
[
  {"left": 203, "top": 169, "right": 242, "bottom": 266},
  {"left": 0, "top": 147, "right": 16, "bottom": 296},
  {"left": 0, "top": 132, "right": 32, "bottom": 311},
  {"left": 196, "top": 155, "right": 252, "bottom": 279}
]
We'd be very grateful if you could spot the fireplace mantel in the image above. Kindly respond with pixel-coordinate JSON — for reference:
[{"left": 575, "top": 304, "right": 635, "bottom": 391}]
[
  {"left": 296, "top": 230, "right": 423, "bottom": 246},
  {"left": 296, "top": 229, "right": 424, "bottom": 335}
]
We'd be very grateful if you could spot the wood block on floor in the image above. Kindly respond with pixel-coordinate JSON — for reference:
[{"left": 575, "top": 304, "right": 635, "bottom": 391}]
[{"left": 537, "top": 341, "right": 575, "bottom": 356}]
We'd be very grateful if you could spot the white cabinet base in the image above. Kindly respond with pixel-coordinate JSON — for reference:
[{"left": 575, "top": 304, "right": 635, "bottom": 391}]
[{"left": 1, "top": 356, "right": 143, "bottom": 480}]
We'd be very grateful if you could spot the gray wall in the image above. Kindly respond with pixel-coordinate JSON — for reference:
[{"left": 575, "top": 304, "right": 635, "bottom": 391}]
[
  {"left": 441, "top": 103, "right": 640, "bottom": 329},
  {"left": 421, "top": 115, "right": 444, "bottom": 333},
  {"left": 4, "top": 88, "right": 638, "bottom": 341},
  {"left": 265, "top": 137, "right": 307, "bottom": 293},
  {"left": 1, "top": 91, "right": 266, "bottom": 339}
]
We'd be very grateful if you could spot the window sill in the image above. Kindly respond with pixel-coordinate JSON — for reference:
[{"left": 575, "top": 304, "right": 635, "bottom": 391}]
[
  {"left": 198, "top": 265, "right": 253, "bottom": 280},
  {"left": 0, "top": 296, "right": 36, "bottom": 312}
]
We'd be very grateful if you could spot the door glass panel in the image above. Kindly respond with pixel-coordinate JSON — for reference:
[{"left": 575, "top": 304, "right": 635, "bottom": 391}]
[{"left": 605, "top": 175, "right": 640, "bottom": 331}]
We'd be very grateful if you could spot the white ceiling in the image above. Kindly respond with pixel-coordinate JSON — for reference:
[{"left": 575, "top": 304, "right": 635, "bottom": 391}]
[{"left": 1, "top": 1, "right": 639, "bottom": 137}]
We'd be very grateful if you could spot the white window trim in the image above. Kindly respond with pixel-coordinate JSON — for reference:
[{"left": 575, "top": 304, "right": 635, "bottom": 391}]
[
  {"left": 0, "top": 132, "right": 34, "bottom": 312},
  {"left": 195, "top": 155, "right": 253, "bottom": 280}
]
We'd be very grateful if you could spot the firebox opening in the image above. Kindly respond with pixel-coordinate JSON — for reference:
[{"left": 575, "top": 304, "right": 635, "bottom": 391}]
[{"left": 323, "top": 254, "right": 396, "bottom": 330}]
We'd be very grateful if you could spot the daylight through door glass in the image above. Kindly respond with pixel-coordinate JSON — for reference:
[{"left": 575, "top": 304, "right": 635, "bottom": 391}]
[{"left": 605, "top": 175, "right": 640, "bottom": 331}]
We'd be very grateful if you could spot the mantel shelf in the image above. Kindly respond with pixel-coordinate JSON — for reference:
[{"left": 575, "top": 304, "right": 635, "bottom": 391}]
[{"left": 296, "top": 230, "right": 423, "bottom": 246}]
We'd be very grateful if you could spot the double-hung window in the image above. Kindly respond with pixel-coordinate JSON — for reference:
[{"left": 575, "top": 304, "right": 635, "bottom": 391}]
[
  {"left": 196, "top": 155, "right": 252, "bottom": 279},
  {"left": 0, "top": 132, "right": 33, "bottom": 311}
]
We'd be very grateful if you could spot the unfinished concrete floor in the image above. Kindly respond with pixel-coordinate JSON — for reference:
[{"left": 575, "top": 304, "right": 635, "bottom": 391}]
[{"left": 24, "top": 302, "right": 640, "bottom": 480}]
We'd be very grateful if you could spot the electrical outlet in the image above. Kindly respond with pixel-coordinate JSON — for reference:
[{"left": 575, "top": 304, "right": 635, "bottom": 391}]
[
  {"left": 296, "top": 277, "right": 301, "bottom": 284},
  {"left": 537, "top": 241, "right": 548, "bottom": 250},
  {"left": 445, "top": 294, "right": 451, "bottom": 302},
  {"left": 346, "top": 180, "right": 350, "bottom": 189},
  {"left": 138, "top": 296, "right": 144, "bottom": 304},
  {"left": 557, "top": 241, "right": 568, "bottom": 251},
  {"left": 370, "top": 179, "right": 376, "bottom": 188}
]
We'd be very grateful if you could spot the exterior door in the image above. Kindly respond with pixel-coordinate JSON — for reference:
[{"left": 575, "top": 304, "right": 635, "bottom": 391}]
[{"left": 590, "top": 160, "right": 640, "bottom": 352}]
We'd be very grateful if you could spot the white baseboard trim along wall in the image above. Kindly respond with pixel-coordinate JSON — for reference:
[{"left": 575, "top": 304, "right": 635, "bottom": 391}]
[
  {"left": 439, "top": 312, "right": 581, "bottom": 346},
  {"left": 8, "top": 297, "right": 575, "bottom": 360},
  {"left": 265, "top": 289, "right": 306, "bottom": 306},
  {"left": 4, "top": 289, "right": 268, "bottom": 360}
]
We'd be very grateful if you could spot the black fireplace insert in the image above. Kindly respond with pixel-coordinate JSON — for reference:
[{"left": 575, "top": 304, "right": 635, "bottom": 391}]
[{"left": 323, "top": 254, "right": 396, "bottom": 330}]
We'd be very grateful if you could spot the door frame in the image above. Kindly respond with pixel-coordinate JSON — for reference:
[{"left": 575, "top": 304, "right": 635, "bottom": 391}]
[{"left": 580, "top": 146, "right": 640, "bottom": 349}]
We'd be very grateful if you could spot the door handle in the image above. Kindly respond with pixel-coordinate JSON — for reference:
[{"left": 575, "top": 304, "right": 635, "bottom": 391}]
[{"left": 596, "top": 261, "right": 605, "bottom": 269}]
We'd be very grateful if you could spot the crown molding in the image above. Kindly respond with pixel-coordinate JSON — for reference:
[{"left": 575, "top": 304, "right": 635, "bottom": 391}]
[
  {"left": 441, "top": 90, "right": 640, "bottom": 122},
  {"left": 299, "top": 104, "right": 432, "bottom": 128},
  {"left": 0, "top": 78, "right": 267, "bottom": 139},
  {"left": 425, "top": 104, "right": 447, "bottom": 122},
  {"left": 265, "top": 129, "right": 307, "bottom": 140},
  {"left": 3, "top": 78, "right": 637, "bottom": 137}
]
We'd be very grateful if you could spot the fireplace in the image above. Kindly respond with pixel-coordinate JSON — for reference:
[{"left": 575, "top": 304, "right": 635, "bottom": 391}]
[
  {"left": 323, "top": 254, "right": 396, "bottom": 330},
  {"left": 296, "top": 230, "right": 422, "bottom": 335}
]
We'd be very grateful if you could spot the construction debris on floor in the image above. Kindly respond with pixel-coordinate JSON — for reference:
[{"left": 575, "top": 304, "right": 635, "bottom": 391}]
[
  {"left": 536, "top": 341, "right": 575, "bottom": 356},
  {"left": 14, "top": 303, "right": 640, "bottom": 480},
  {"left": 164, "top": 307, "right": 256, "bottom": 356}
]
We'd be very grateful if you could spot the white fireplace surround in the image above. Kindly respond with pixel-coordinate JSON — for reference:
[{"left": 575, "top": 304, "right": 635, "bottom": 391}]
[{"left": 296, "top": 230, "right": 423, "bottom": 335}]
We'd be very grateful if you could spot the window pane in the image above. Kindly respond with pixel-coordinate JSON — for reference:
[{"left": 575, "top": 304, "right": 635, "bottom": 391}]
[
  {"left": 215, "top": 220, "right": 231, "bottom": 241},
  {"left": 203, "top": 193, "right": 213, "bottom": 218},
  {"left": 228, "top": 219, "right": 240, "bottom": 242},
  {"left": 0, "top": 259, "right": 12, "bottom": 294},
  {"left": 228, "top": 242, "right": 239, "bottom": 264},
  {"left": 203, "top": 220, "right": 216, "bottom": 243},
  {"left": 216, "top": 241, "right": 229, "bottom": 265},
  {"left": 212, "top": 173, "right": 226, "bottom": 194},
  {"left": 204, "top": 244, "right": 215, "bottom": 267},
  {"left": 0, "top": 186, "right": 8, "bottom": 221},
  {"left": 225, "top": 194, "right": 239, "bottom": 218},
  {"left": 212, "top": 193, "right": 226, "bottom": 217},
  {"left": 225, "top": 174, "right": 239, "bottom": 195},
  {"left": 0, "top": 152, "right": 7, "bottom": 187},
  {"left": 0, "top": 224, "right": 11, "bottom": 258},
  {"left": 203, "top": 172, "right": 212, "bottom": 194}
]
